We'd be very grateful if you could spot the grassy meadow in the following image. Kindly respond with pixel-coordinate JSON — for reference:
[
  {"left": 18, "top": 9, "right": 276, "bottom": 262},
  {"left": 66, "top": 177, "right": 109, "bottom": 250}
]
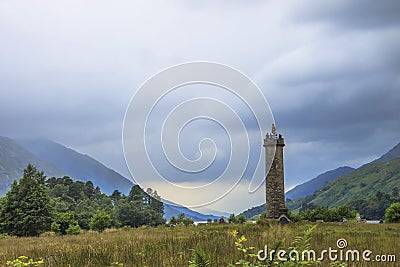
[{"left": 0, "top": 222, "right": 399, "bottom": 267}]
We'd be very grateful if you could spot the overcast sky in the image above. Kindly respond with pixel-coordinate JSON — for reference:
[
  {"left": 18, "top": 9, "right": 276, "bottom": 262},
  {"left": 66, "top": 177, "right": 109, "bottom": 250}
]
[{"left": 1, "top": 1, "right": 399, "bottom": 213}]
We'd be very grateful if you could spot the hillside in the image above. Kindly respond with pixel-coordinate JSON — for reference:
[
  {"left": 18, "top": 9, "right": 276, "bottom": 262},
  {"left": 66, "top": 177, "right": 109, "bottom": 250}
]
[
  {"left": 241, "top": 166, "right": 355, "bottom": 219},
  {"left": 286, "top": 166, "right": 355, "bottom": 199},
  {"left": 239, "top": 204, "right": 266, "bottom": 220},
  {"left": 16, "top": 139, "right": 134, "bottom": 195},
  {"left": 372, "top": 142, "right": 400, "bottom": 163},
  {"left": 308, "top": 158, "right": 400, "bottom": 207},
  {"left": 1, "top": 137, "right": 220, "bottom": 220},
  {"left": 163, "top": 201, "right": 220, "bottom": 221},
  {"left": 287, "top": 142, "right": 400, "bottom": 218},
  {"left": 0, "top": 136, "right": 65, "bottom": 195},
  {"left": 242, "top": 141, "right": 400, "bottom": 219}
]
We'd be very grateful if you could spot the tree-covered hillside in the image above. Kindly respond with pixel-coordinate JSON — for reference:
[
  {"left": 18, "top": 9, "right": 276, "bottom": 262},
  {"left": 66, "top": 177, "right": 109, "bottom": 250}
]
[
  {"left": 0, "top": 164, "right": 164, "bottom": 236},
  {"left": 290, "top": 158, "right": 400, "bottom": 219}
]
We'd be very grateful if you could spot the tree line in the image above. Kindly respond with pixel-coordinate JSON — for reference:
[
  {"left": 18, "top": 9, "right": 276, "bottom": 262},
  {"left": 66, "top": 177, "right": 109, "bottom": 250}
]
[{"left": 0, "top": 164, "right": 165, "bottom": 236}]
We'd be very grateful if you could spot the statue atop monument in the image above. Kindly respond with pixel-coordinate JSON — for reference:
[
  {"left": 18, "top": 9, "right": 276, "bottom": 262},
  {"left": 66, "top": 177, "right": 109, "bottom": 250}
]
[{"left": 271, "top": 123, "right": 277, "bottom": 136}]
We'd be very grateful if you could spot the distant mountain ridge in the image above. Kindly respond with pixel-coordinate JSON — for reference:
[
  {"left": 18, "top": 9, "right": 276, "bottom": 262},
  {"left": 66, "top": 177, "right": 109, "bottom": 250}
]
[
  {"left": 371, "top": 142, "right": 400, "bottom": 163},
  {"left": 240, "top": 166, "right": 355, "bottom": 219},
  {"left": 292, "top": 142, "right": 400, "bottom": 213},
  {"left": 163, "top": 199, "right": 220, "bottom": 221},
  {"left": 0, "top": 137, "right": 66, "bottom": 195},
  {"left": 304, "top": 158, "right": 400, "bottom": 208},
  {"left": 16, "top": 138, "right": 134, "bottom": 195},
  {"left": 286, "top": 166, "right": 355, "bottom": 199},
  {"left": 0, "top": 136, "right": 221, "bottom": 221},
  {"left": 241, "top": 141, "right": 400, "bottom": 219}
]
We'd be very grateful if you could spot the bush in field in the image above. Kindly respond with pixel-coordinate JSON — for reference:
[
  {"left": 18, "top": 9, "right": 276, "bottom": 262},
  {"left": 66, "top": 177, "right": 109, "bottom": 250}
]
[
  {"left": 66, "top": 222, "right": 82, "bottom": 235},
  {"left": 171, "top": 213, "right": 194, "bottom": 226},
  {"left": 236, "top": 214, "right": 247, "bottom": 224},
  {"left": 256, "top": 212, "right": 270, "bottom": 226},
  {"left": 90, "top": 210, "right": 111, "bottom": 232},
  {"left": 385, "top": 202, "right": 400, "bottom": 223},
  {"left": 229, "top": 214, "right": 238, "bottom": 223},
  {"left": 297, "top": 205, "right": 355, "bottom": 222},
  {"left": 168, "top": 216, "right": 178, "bottom": 226},
  {"left": 51, "top": 212, "right": 79, "bottom": 235}
]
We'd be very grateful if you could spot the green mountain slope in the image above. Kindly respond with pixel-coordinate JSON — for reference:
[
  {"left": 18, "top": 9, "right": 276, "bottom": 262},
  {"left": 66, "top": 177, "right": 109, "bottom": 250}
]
[
  {"left": 241, "top": 166, "right": 355, "bottom": 219},
  {"left": 372, "top": 142, "right": 400, "bottom": 163},
  {"left": 309, "top": 158, "right": 400, "bottom": 207},
  {"left": 0, "top": 136, "right": 65, "bottom": 195},
  {"left": 286, "top": 166, "right": 354, "bottom": 199},
  {"left": 242, "top": 141, "right": 400, "bottom": 219}
]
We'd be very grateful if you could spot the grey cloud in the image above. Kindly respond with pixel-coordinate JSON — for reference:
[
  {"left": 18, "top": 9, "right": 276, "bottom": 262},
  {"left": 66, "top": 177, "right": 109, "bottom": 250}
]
[
  {"left": 1, "top": 1, "right": 399, "bottom": 212},
  {"left": 289, "top": 0, "right": 400, "bottom": 30}
]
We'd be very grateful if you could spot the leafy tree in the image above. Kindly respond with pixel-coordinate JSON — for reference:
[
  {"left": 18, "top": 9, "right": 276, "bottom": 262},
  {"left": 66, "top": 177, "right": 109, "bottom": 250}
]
[
  {"left": 84, "top": 181, "right": 95, "bottom": 199},
  {"left": 49, "top": 183, "right": 69, "bottom": 198},
  {"left": 177, "top": 213, "right": 186, "bottom": 224},
  {"left": 236, "top": 214, "right": 247, "bottom": 224},
  {"left": 129, "top": 185, "right": 145, "bottom": 206},
  {"left": 1, "top": 169, "right": 166, "bottom": 234},
  {"left": 51, "top": 212, "right": 77, "bottom": 235},
  {"left": 69, "top": 181, "right": 85, "bottom": 201},
  {"left": 169, "top": 216, "right": 177, "bottom": 226},
  {"left": 0, "top": 164, "right": 52, "bottom": 236},
  {"left": 297, "top": 205, "right": 354, "bottom": 222},
  {"left": 115, "top": 197, "right": 144, "bottom": 227},
  {"left": 66, "top": 222, "right": 81, "bottom": 235},
  {"left": 175, "top": 213, "right": 193, "bottom": 226},
  {"left": 111, "top": 190, "right": 122, "bottom": 205},
  {"left": 74, "top": 198, "right": 98, "bottom": 229},
  {"left": 228, "top": 213, "right": 237, "bottom": 223},
  {"left": 182, "top": 217, "right": 194, "bottom": 226},
  {"left": 90, "top": 210, "right": 111, "bottom": 232},
  {"left": 385, "top": 202, "right": 400, "bottom": 223},
  {"left": 392, "top": 186, "right": 399, "bottom": 200},
  {"left": 146, "top": 189, "right": 164, "bottom": 216}
]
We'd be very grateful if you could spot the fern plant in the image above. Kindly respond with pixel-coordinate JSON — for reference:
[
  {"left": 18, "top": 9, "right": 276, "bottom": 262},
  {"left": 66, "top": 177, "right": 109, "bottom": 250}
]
[{"left": 189, "top": 245, "right": 211, "bottom": 267}]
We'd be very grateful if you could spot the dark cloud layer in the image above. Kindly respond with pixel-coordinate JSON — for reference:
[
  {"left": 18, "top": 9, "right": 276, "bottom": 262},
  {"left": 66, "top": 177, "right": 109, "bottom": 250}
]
[{"left": 1, "top": 1, "right": 399, "bottom": 211}]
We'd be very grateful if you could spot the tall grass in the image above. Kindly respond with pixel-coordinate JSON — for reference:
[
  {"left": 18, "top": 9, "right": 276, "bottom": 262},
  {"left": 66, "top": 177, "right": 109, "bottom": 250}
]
[{"left": 0, "top": 223, "right": 398, "bottom": 267}]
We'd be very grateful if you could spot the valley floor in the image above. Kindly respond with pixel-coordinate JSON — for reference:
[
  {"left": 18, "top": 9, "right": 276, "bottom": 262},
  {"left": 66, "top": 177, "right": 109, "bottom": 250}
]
[{"left": 0, "top": 223, "right": 399, "bottom": 267}]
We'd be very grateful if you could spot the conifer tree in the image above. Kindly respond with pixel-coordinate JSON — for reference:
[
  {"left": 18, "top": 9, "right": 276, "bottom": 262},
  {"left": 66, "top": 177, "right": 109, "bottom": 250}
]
[{"left": 0, "top": 164, "right": 52, "bottom": 236}]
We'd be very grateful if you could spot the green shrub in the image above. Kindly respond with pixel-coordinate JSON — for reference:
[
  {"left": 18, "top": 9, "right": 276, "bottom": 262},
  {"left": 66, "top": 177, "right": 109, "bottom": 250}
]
[
  {"left": 89, "top": 210, "right": 111, "bottom": 232},
  {"left": 66, "top": 223, "right": 82, "bottom": 235},
  {"left": 385, "top": 202, "right": 400, "bottom": 223}
]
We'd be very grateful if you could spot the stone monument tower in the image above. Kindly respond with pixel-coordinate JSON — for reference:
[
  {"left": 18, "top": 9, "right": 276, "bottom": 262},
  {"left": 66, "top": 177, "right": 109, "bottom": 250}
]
[{"left": 264, "top": 124, "right": 287, "bottom": 220}]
